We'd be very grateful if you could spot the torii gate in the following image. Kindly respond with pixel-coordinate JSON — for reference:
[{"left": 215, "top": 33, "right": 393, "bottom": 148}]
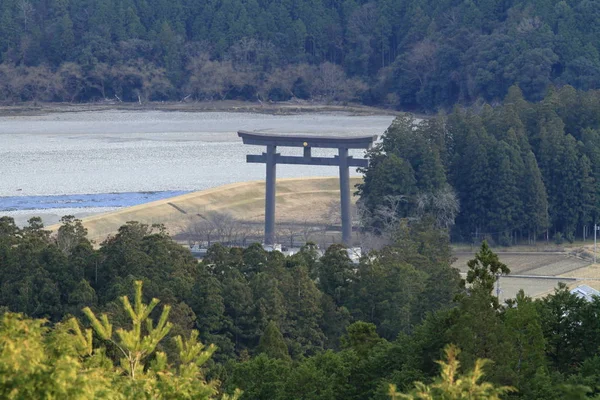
[{"left": 238, "top": 131, "right": 377, "bottom": 246}]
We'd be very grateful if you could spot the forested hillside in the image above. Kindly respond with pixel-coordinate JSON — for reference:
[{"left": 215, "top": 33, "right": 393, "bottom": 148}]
[
  {"left": 3, "top": 216, "right": 600, "bottom": 398},
  {"left": 359, "top": 86, "right": 600, "bottom": 244},
  {"left": 1, "top": 0, "right": 599, "bottom": 110}
]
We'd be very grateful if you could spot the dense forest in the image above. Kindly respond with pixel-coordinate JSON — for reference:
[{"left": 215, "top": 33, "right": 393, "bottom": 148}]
[
  {"left": 2, "top": 214, "right": 600, "bottom": 398},
  {"left": 359, "top": 85, "right": 600, "bottom": 244},
  {"left": 0, "top": 0, "right": 599, "bottom": 110}
]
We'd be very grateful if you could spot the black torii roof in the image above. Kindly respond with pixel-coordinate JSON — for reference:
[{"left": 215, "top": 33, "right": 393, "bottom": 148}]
[{"left": 238, "top": 130, "right": 377, "bottom": 149}]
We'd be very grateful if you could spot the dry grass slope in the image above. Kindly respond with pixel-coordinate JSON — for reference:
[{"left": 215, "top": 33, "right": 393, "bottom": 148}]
[{"left": 47, "top": 176, "right": 362, "bottom": 243}]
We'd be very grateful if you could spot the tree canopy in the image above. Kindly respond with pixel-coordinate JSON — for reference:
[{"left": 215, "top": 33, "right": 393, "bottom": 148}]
[
  {"left": 1, "top": 0, "right": 600, "bottom": 110},
  {"left": 359, "top": 86, "right": 600, "bottom": 244},
  {"left": 2, "top": 216, "right": 600, "bottom": 398}
]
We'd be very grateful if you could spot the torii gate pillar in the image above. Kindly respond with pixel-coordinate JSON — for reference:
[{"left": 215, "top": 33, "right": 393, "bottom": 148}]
[
  {"left": 238, "top": 131, "right": 377, "bottom": 246},
  {"left": 265, "top": 144, "right": 277, "bottom": 245},
  {"left": 338, "top": 147, "right": 351, "bottom": 245}
]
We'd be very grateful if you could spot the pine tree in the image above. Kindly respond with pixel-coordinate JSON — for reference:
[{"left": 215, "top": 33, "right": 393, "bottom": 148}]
[
  {"left": 581, "top": 128, "right": 600, "bottom": 223},
  {"left": 520, "top": 150, "right": 549, "bottom": 242},
  {"left": 463, "top": 241, "right": 510, "bottom": 307},
  {"left": 316, "top": 244, "right": 355, "bottom": 306},
  {"left": 389, "top": 345, "right": 516, "bottom": 400},
  {"left": 158, "top": 21, "right": 182, "bottom": 84},
  {"left": 538, "top": 283, "right": 589, "bottom": 373},
  {"left": 280, "top": 266, "right": 325, "bottom": 357},
  {"left": 250, "top": 272, "right": 286, "bottom": 335},
  {"left": 537, "top": 115, "right": 583, "bottom": 237},
  {"left": 358, "top": 152, "right": 417, "bottom": 228},
  {"left": 83, "top": 280, "right": 174, "bottom": 379},
  {"left": 124, "top": 6, "right": 145, "bottom": 39},
  {"left": 0, "top": 281, "right": 242, "bottom": 399},
  {"left": 378, "top": 115, "right": 447, "bottom": 193},
  {"left": 502, "top": 291, "right": 547, "bottom": 393},
  {"left": 220, "top": 269, "right": 256, "bottom": 353},
  {"left": 257, "top": 320, "right": 290, "bottom": 360},
  {"left": 486, "top": 141, "right": 522, "bottom": 243},
  {"left": 451, "top": 120, "right": 494, "bottom": 237},
  {"left": 576, "top": 153, "right": 596, "bottom": 231},
  {"left": 58, "top": 13, "right": 74, "bottom": 57}
]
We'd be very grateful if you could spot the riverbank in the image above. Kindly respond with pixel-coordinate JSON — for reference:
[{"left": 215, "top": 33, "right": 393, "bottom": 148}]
[
  {"left": 44, "top": 176, "right": 362, "bottom": 244},
  {"left": 0, "top": 99, "right": 402, "bottom": 117}
]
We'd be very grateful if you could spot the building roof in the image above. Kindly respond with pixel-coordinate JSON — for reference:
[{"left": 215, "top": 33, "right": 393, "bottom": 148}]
[{"left": 570, "top": 284, "right": 600, "bottom": 302}]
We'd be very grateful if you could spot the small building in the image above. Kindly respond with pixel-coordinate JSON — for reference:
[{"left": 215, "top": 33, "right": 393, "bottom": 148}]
[{"left": 570, "top": 284, "right": 600, "bottom": 302}]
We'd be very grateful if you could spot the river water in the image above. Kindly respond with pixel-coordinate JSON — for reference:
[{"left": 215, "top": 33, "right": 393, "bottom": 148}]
[{"left": 0, "top": 110, "right": 394, "bottom": 225}]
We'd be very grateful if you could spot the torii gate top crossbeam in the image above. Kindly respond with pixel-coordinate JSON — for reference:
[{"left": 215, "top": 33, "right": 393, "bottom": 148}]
[{"left": 238, "top": 131, "right": 377, "bottom": 149}]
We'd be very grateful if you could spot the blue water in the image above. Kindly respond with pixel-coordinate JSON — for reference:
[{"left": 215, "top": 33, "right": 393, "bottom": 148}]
[{"left": 0, "top": 191, "right": 190, "bottom": 212}]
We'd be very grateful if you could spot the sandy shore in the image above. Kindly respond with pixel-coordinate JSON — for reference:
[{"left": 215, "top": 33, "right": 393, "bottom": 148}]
[{"left": 0, "top": 99, "right": 402, "bottom": 117}]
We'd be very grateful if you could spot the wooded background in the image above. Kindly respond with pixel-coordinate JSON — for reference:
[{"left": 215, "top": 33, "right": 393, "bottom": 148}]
[{"left": 1, "top": 0, "right": 599, "bottom": 109}]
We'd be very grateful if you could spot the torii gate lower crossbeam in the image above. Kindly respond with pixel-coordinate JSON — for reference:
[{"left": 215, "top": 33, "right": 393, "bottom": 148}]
[{"left": 238, "top": 131, "right": 377, "bottom": 246}]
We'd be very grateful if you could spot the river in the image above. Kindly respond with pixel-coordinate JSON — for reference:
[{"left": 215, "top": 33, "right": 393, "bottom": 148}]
[{"left": 0, "top": 110, "right": 395, "bottom": 225}]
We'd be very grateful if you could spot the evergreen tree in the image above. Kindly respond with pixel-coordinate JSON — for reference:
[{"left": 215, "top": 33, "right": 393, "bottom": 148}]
[
  {"left": 257, "top": 320, "right": 290, "bottom": 360},
  {"left": 316, "top": 244, "right": 354, "bottom": 306},
  {"left": 463, "top": 241, "right": 510, "bottom": 303},
  {"left": 0, "top": 281, "right": 242, "bottom": 399},
  {"left": 520, "top": 150, "right": 549, "bottom": 242},
  {"left": 538, "top": 283, "right": 589, "bottom": 373},
  {"left": 226, "top": 354, "right": 290, "bottom": 400},
  {"left": 486, "top": 141, "right": 522, "bottom": 243},
  {"left": 280, "top": 266, "right": 325, "bottom": 357},
  {"left": 451, "top": 115, "right": 494, "bottom": 237},
  {"left": 502, "top": 291, "right": 547, "bottom": 396},
  {"left": 390, "top": 345, "right": 516, "bottom": 400}
]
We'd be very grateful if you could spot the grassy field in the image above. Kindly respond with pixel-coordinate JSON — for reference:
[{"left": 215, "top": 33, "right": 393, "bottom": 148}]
[
  {"left": 453, "top": 251, "right": 591, "bottom": 301},
  {"left": 47, "top": 176, "right": 361, "bottom": 244},
  {"left": 453, "top": 253, "right": 588, "bottom": 276}
]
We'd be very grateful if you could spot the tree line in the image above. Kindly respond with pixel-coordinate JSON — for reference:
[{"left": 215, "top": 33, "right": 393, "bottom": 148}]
[
  {"left": 3, "top": 214, "right": 600, "bottom": 398},
  {"left": 359, "top": 86, "right": 600, "bottom": 244},
  {"left": 0, "top": 215, "right": 460, "bottom": 360},
  {"left": 1, "top": 0, "right": 599, "bottom": 110}
]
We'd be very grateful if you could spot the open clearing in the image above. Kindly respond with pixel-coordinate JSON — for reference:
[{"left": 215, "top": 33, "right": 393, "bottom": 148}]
[
  {"left": 453, "top": 252, "right": 591, "bottom": 301},
  {"left": 453, "top": 253, "right": 589, "bottom": 276},
  {"left": 47, "top": 176, "right": 361, "bottom": 243}
]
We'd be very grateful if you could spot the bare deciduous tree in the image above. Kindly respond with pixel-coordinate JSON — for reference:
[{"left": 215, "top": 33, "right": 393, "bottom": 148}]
[
  {"left": 300, "top": 218, "right": 320, "bottom": 245},
  {"left": 18, "top": 0, "right": 34, "bottom": 28},
  {"left": 375, "top": 195, "right": 408, "bottom": 229},
  {"left": 356, "top": 195, "right": 410, "bottom": 251},
  {"left": 322, "top": 200, "right": 342, "bottom": 227},
  {"left": 185, "top": 53, "right": 254, "bottom": 100},
  {"left": 416, "top": 186, "right": 460, "bottom": 229},
  {"left": 55, "top": 215, "right": 87, "bottom": 255},
  {"left": 209, "top": 212, "right": 237, "bottom": 244},
  {"left": 278, "top": 224, "right": 306, "bottom": 248},
  {"left": 228, "top": 38, "right": 277, "bottom": 71},
  {"left": 311, "top": 62, "right": 367, "bottom": 102},
  {"left": 402, "top": 39, "right": 438, "bottom": 86},
  {"left": 58, "top": 62, "right": 85, "bottom": 102},
  {"left": 187, "top": 212, "right": 256, "bottom": 247}
]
